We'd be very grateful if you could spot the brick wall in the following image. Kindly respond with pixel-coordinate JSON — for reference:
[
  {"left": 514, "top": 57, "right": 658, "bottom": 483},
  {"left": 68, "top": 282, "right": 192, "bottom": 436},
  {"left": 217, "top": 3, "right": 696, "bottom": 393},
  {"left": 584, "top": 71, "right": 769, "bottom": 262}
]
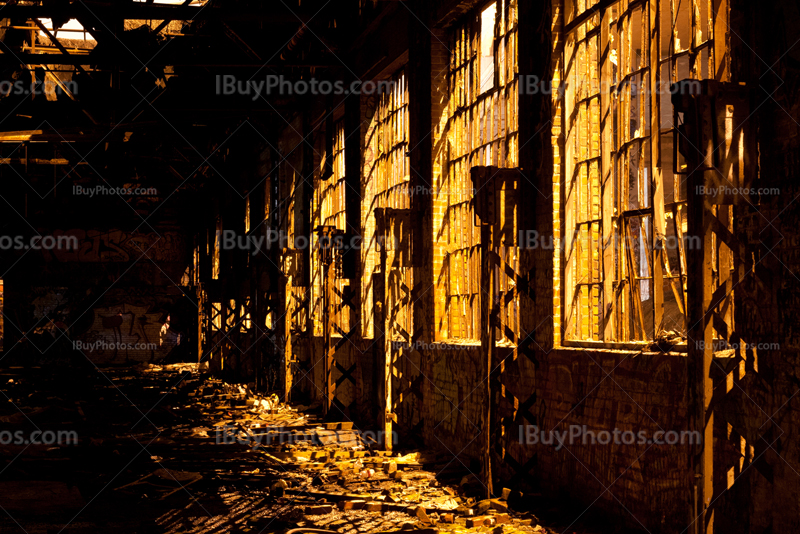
[
  {"left": 710, "top": 0, "right": 800, "bottom": 531},
  {"left": 424, "top": 343, "right": 486, "bottom": 461},
  {"left": 292, "top": 336, "right": 377, "bottom": 427},
  {"left": 523, "top": 349, "right": 692, "bottom": 532},
  {"left": 282, "top": 1, "right": 800, "bottom": 532}
]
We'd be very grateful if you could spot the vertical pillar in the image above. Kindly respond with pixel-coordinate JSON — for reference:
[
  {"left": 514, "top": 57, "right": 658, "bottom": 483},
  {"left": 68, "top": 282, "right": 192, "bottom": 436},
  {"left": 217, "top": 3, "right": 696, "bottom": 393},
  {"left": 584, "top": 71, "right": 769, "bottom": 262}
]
[
  {"left": 317, "top": 226, "right": 341, "bottom": 416},
  {"left": 480, "top": 221, "right": 495, "bottom": 499},
  {"left": 650, "top": 0, "right": 665, "bottom": 334},
  {"left": 344, "top": 87, "right": 363, "bottom": 333},
  {"left": 279, "top": 269, "right": 291, "bottom": 402},
  {"left": 197, "top": 226, "right": 210, "bottom": 364},
  {"left": 407, "top": 0, "right": 435, "bottom": 447},
  {"left": 681, "top": 84, "right": 714, "bottom": 534},
  {"left": 473, "top": 166, "right": 501, "bottom": 499},
  {"left": 300, "top": 107, "right": 313, "bottom": 289},
  {"left": 373, "top": 209, "right": 393, "bottom": 450}
]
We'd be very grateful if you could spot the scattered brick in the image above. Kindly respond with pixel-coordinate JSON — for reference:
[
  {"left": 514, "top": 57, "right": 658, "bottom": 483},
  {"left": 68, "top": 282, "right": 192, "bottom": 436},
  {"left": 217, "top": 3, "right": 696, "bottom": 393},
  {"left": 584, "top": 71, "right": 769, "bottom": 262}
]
[
  {"left": 304, "top": 504, "right": 333, "bottom": 515},
  {"left": 337, "top": 499, "right": 366, "bottom": 510},
  {"left": 490, "top": 499, "right": 508, "bottom": 512},
  {"left": 466, "top": 516, "right": 496, "bottom": 527},
  {"left": 415, "top": 505, "right": 432, "bottom": 524},
  {"left": 383, "top": 461, "right": 397, "bottom": 474}
]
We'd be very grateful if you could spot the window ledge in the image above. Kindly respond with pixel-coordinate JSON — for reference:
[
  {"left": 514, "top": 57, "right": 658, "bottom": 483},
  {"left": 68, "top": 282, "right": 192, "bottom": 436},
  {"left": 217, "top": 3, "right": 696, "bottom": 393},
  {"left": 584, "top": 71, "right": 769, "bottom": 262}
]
[{"left": 560, "top": 339, "right": 688, "bottom": 354}]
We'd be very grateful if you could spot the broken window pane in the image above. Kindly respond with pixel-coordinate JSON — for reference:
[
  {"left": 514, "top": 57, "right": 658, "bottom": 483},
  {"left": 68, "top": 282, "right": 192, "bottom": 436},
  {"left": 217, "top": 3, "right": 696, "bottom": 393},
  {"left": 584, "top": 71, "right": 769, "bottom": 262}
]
[
  {"left": 313, "top": 121, "right": 349, "bottom": 336},
  {"left": 480, "top": 2, "right": 497, "bottom": 94},
  {"left": 437, "top": 0, "right": 518, "bottom": 341},
  {"left": 562, "top": 0, "right": 714, "bottom": 342},
  {"left": 362, "top": 69, "right": 409, "bottom": 339}
]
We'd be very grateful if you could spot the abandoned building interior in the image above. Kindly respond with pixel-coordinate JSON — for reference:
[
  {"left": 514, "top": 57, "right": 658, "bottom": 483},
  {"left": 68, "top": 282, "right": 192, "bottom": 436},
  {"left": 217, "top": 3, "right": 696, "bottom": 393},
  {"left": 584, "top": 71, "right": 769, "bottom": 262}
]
[{"left": 0, "top": 0, "right": 799, "bottom": 533}]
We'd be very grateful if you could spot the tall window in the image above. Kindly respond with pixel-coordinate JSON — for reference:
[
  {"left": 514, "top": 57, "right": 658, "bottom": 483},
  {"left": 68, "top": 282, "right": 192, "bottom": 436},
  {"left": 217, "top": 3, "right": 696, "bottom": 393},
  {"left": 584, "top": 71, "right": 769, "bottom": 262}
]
[
  {"left": 362, "top": 70, "right": 409, "bottom": 339},
  {"left": 435, "top": 0, "right": 518, "bottom": 341},
  {"left": 312, "top": 121, "right": 348, "bottom": 336},
  {"left": 561, "top": 0, "right": 714, "bottom": 342}
]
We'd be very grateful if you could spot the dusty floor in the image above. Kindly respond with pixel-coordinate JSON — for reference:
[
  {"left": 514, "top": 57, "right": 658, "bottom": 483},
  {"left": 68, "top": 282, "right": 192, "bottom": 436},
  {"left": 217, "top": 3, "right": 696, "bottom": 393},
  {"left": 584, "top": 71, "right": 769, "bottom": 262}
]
[{"left": 0, "top": 362, "right": 620, "bottom": 533}]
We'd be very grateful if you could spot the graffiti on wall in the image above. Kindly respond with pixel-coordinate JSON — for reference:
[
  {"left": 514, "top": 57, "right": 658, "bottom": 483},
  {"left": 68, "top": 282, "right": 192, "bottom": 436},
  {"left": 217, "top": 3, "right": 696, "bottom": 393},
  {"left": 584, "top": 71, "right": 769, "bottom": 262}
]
[
  {"left": 78, "top": 304, "right": 179, "bottom": 363},
  {"left": 23, "top": 287, "right": 183, "bottom": 364},
  {"left": 41, "top": 230, "right": 186, "bottom": 263}
]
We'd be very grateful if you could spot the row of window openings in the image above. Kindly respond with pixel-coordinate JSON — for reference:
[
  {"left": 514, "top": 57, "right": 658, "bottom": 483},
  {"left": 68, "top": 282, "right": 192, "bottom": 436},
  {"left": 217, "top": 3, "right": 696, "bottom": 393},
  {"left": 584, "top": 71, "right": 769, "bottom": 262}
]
[{"left": 217, "top": 1, "right": 698, "bottom": 345}]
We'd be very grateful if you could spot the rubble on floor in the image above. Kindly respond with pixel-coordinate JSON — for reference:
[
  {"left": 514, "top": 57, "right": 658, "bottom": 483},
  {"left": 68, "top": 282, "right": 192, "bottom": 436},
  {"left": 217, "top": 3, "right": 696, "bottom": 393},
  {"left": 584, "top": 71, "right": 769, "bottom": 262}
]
[{"left": 0, "top": 362, "right": 560, "bottom": 533}]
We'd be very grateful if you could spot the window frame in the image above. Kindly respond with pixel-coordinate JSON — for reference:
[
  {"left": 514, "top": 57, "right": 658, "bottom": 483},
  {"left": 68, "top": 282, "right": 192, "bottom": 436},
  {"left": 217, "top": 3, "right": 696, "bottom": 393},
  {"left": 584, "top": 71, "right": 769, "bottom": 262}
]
[
  {"left": 361, "top": 68, "right": 410, "bottom": 340},
  {"left": 312, "top": 119, "right": 348, "bottom": 337},
  {"left": 435, "top": 0, "right": 519, "bottom": 342},
  {"left": 558, "top": 0, "right": 716, "bottom": 347}
]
